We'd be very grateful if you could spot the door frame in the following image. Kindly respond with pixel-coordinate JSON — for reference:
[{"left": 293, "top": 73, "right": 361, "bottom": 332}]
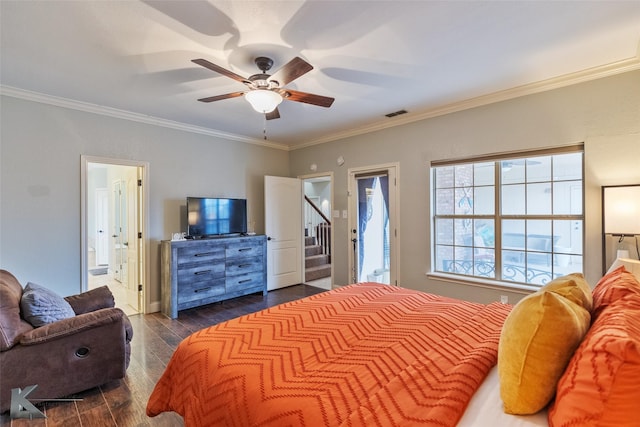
[
  {"left": 80, "top": 155, "right": 150, "bottom": 313},
  {"left": 298, "top": 171, "right": 334, "bottom": 289},
  {"left": 347, "top": 162, "right": 400, "bottom": 285}
]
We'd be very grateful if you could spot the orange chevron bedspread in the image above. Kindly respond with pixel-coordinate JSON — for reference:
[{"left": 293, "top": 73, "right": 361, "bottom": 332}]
[{"left": 147, "top": 283, "right": 512, "bottom": 426}]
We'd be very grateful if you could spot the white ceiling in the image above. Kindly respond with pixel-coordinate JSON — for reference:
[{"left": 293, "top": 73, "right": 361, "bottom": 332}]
[{"left": 2, "top": 1, "right": 639, "bottom": 149}]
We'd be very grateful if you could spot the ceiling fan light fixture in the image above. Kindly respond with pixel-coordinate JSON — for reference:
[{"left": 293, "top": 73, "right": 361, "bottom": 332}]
[{"left": 245, "top": 89, "right": 283, "bottom": 113}]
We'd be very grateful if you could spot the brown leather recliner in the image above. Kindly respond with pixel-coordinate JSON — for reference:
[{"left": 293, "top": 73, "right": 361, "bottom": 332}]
[{"left": 0, "top": 269, "right": 133, "bottom": 413}]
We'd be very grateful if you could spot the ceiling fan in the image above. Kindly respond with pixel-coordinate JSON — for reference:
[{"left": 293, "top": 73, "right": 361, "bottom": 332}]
[{"left": 192, "top": 56, "right": 335, "bottom": 120}]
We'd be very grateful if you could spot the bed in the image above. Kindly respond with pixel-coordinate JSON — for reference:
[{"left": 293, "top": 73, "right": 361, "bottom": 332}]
[{"left": 147, "top": 266, "right": 640, "bottom": 426}]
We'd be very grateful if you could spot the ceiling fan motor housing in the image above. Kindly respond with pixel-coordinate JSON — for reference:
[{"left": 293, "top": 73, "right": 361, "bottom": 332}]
[
  {"left": 248, "top": 73, "right": 279, "bottom": 90},
  {"left": 254, "top": 57, "right": 274, "bottom": 72}
]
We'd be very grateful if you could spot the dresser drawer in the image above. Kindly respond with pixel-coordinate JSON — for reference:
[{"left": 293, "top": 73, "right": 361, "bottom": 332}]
[
  {"left": 226, "top": 272, "right": 264, "bottom": 293},
  {"left": 176, "top": 245, "right": 224, "bottom": 266},
  {"left": 178, "top": 278, "right": 226, "bottom": 307},
  {"left": 226, "top": 258, "right": 263, "bottom": 276},
  {"left": 177, "top": 262, "right": 225, "bottom": 284},
  {"left": 226, "top": 241, "right": 263, "bottom": 259}
]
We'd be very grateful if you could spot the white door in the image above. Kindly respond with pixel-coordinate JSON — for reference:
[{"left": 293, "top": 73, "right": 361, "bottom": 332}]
[
  {"left": 126, "top": 171, "right": 140, "bottom": 312},
  {"left": 265, "top": 176, "right": 303, "bottom": 290},
  {"left": 95, "top": 188, "right": 109, "bottom": 266}
]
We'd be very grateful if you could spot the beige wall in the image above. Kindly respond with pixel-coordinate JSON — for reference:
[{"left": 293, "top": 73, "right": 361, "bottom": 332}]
[
  {"left": 2, "top": 70, "right": 638, "bottom": 309},
  {"left": 0, "top": 95, "right": 289, "bottom": 305},
  {"left": 289, "top": 70, "right": 640, "bottom": 304}
]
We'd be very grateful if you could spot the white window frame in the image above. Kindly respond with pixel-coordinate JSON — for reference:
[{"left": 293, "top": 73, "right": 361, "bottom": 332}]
[{"left": 430, "top": 144, "right": 584, "bottom": 289}]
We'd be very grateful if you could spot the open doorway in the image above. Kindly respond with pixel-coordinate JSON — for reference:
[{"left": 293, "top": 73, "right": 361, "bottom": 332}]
[
  {"left": 301, "top": 173, "right": 333, "bottom": 290},
  {"left": 348, "top": 163, "right": 399, "bottom": 285},
  {"left": 81, "top": 156, "right": 148, "bottom": 315}
]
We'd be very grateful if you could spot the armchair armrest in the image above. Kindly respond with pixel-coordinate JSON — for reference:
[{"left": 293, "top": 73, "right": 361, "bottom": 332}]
[
  {"left": 19, "top": 308, "right": 126, "bottom": 346},
  {"left": 65, "top": 286, "right": 115, "bottom": 314}
]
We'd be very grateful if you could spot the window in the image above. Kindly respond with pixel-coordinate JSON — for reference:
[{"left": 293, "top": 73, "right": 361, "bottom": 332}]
[{"left": 431, "top": 146, "right": 584, "bottom": 287}]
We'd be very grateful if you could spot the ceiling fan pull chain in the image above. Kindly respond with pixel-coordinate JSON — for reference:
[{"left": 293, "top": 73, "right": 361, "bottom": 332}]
[{"left": 263, "top": 114, "right": 268, "bottom": 140}]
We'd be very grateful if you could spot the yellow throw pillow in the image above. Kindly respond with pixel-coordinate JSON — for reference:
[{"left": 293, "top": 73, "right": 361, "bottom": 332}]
[
  {"left": 498, "top": 278, "right": 591, "bottom": 414},
  {"left": 539, "top": 273, "right": 592, "bottom": 312}
]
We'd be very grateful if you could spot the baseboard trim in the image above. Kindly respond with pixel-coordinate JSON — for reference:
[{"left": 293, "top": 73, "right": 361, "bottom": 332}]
[{"left": 147, "top": 301, "right": 161, "bottom": 314}]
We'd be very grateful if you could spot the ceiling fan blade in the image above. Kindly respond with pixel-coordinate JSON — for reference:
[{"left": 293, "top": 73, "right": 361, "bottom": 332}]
[
  {"left": 266, "top": 108, "right": 280, "bottom": 120},
  {"left": 192, "top": 58, "right": 248, "bottom": 84},
  {"left": 197, "top": 91, "right": 245, "bottom": 103},
  {"left": 269, "top": 57, "right": 313, "bottom": 86},
  {"left": 285, "top": 89, "right": 334, "bottom": 108}
]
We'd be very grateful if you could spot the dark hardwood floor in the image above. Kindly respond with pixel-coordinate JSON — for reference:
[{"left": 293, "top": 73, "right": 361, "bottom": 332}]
[{"left": 1, "top": 284, "right": 326, "bottom": 427}]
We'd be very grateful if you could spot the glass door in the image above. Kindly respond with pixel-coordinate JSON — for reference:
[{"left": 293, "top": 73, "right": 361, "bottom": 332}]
[{"left": 353, "top": 173, "right": 390, "bottom": 284}]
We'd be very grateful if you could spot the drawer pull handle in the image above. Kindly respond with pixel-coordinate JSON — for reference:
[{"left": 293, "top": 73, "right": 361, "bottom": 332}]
[
  {"left": 195, "top": 252, "right": 216, "bottom": 257},
  {"left": 238, "top": 248, "right": 252, "bottom": 252},
  {"left": 237, "top": 264, "right": 251, "bottom": 268},
  {"left": 194, "top": 270, "right": 211, "bottom": 275},
  {"left": 195, "top": 287, "right": 211, "bottom": 293},
  {"left": 238, "top": 279, "right": 251, "bottom": 284}
]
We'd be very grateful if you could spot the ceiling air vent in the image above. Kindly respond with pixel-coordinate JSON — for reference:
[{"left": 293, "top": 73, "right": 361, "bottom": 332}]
[{"left": 385, "top": 109, "right": 408, "bottom": 118}]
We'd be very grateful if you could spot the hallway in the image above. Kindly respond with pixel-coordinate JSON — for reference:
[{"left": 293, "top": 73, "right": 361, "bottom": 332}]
[{"left": 88, "top": 270, "right": 138, "bottom": 316}]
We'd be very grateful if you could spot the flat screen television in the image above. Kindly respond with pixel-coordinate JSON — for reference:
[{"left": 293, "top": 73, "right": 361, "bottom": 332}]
[{"left": 187, "top": 197, "right": 247, "bottom": 238}]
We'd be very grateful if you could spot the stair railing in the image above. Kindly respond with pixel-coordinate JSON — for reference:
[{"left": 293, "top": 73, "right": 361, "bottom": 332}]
[{"left": 304, "top": 196, "right": 331, "bottom": 261}]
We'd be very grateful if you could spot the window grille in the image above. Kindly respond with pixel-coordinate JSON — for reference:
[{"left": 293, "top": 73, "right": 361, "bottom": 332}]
[{"left": 431, "top": 145, "right": 584, "bottom": 286}]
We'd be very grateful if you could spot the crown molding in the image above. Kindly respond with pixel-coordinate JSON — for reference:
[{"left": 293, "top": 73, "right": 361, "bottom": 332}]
[
  {"left": 293, "top": 54, "right": 640, "bottom": 150},
  {"left": 0, "top": 86, "right": 289, "bottom": 151},
  {"left": 3, "top": 53, "right": 638, "bottom": 152}
]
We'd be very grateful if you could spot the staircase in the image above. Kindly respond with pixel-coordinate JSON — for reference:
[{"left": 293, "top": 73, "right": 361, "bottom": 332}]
[{"left": 305, "top": 236, "right": 331, "bottom": 282}]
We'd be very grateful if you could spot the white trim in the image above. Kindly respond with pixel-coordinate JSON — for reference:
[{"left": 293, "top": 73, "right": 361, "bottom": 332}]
[
  {"left": 1, "top": 86, "right": 288, "bottom": 151},
  {"left": 427, "top": 272, "right": 537, "bottom": 295},
  {"left": 148, "top": 301, "right": 161, "bottom": 314},
  {"left": 3, "top": 54, "right": 638, "bottom": 151},
  {"left": 81, "top": 155, "right": 152, "bottom": 314},
  {"left": 291, "top": 55, "right": 640, "bottom": 149}
]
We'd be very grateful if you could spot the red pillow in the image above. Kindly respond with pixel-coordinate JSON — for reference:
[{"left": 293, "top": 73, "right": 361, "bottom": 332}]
[
  {"left": 591, "top": 266, "right": 640, "bottom": 318},
  {"left": 549, "top": 283, "right": 640, "bottom": 426}
]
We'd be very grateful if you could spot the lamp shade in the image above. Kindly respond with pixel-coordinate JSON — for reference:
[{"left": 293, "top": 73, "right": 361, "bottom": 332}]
[
  {"left": 603, "top": 185, "right": 640, "bottom": 235},
  {"left": 245, "top": 89, "right": 283, "bottom": 113}
]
